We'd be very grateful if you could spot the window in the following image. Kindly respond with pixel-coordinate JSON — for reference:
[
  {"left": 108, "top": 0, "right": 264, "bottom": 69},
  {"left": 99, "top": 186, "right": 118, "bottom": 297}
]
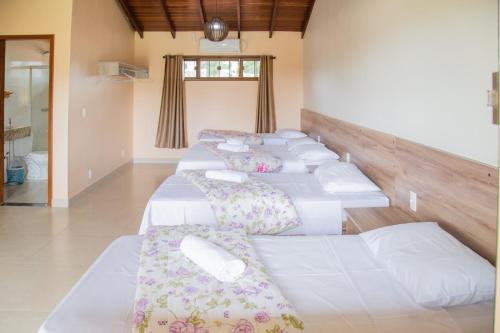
[
  {"left": 242, "top": 59, "right": 260, "bottom": 78},
  {"left": 183, "top": 56, "right": 261, "bottom": 81},
  {"left": 183, "top": 60, "right": 197, "bottom": 78}
]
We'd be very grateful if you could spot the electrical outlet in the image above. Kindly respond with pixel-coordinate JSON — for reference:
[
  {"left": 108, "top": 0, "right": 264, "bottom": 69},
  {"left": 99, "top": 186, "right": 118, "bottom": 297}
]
[
  {"left": 345, "top": 152, "right": 351, "bottom": 163},
  {"left": 88, "top": 168, "right": 92, "bottom": 180},
  {"left": 121, "top": 149, "right": 125, "bottom": 158},
  {"left": 82, "top": 107, "right": 87, "bottom": 118},
  {"left": 410, "top": 191, "right": 417, "bottom": 212}
]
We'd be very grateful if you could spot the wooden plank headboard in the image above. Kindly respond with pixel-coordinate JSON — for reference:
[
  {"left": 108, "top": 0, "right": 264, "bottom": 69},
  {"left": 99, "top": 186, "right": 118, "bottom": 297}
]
[{"left": 301, "top": 109, "right": 498, "bottom": 263}]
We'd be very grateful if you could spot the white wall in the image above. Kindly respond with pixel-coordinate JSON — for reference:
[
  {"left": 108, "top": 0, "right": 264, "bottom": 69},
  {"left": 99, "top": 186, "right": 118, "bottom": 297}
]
[{"left": 304, "top": 0, "right": 498, "bottom": 166}]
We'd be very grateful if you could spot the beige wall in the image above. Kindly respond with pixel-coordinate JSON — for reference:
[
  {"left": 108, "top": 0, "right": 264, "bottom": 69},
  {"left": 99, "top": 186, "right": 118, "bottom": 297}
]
[
  {"left": 68, "top": 0, "right": 134, "bottom": 198},
  {"left": 304, "top": 0, "right": 499, "bottom": 166},
  {"left": 133, "top": 32, "right": 303, "bottom": 161},
  {"left": 0, "top": 0, "right": 73, "bottom": 205}
]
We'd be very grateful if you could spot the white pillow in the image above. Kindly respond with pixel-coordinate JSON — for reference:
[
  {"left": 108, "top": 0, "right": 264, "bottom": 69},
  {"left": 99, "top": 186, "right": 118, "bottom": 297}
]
[
  {"left": 287, "top": 137, "right": 319, "bottom": 150},
  {"left": 360, "top": 222, "right": 495, "bottom": 308},
  {"left": 314, "top": 161, "right": 380, "bottom": 193},
  {"left": 290, "top": 144, "right": 339, "bottom": 165},
  {"left": 276, "top": 128, "right": 307, "bottom": 139}
]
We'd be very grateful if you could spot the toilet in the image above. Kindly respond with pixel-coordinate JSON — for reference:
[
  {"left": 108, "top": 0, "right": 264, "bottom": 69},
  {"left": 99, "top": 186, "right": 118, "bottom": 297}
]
[{"left": 24, "top": 151, "right": 48, "bottom": 181}]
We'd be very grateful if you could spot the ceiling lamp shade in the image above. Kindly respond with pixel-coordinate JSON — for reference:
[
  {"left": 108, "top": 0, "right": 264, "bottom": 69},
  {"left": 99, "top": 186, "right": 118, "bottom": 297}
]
[{"left": 205, "top": 17, "right": 229, "bottom": 42}]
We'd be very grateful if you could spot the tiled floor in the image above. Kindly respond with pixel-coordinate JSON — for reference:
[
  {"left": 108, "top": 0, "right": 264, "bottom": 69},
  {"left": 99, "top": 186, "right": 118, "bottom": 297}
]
[
  {"left": 0, "top": 163, "right": 175, "bottom": 333},
  {"left": 4, "top": 180, "right": 48, "bottom": 205}
]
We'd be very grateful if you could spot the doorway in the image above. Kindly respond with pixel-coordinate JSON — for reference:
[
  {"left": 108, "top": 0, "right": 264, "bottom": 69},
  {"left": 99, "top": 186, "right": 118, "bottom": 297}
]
[{"left": 0, "top": 35, "right": 53, "bottom": 206}]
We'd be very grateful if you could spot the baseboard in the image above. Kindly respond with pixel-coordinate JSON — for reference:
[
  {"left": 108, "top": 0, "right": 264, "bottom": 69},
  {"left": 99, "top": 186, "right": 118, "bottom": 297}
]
[
  {"left": 51, "top": 198, "right": 69, "bottom": 208},
  {"left": 68, "top": 162, "right": 132, "bottom": 206},
  {"left": 52, "top": 159, "right": 177, "bottom": 207},
  {"left": 133, "top": 158, "right": 180, "bottom": 164}
]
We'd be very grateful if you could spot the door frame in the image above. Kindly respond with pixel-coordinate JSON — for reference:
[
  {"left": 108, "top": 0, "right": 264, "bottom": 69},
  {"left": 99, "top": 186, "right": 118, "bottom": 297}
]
[{"left": 0, "top": 34, "right": 54, "bottom": 207}]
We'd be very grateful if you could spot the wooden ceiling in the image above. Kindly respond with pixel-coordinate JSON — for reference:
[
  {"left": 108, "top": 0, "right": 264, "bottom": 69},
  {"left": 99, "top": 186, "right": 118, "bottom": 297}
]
[{"left": 115, "top": 0, "right": 316, "bottom": 39}]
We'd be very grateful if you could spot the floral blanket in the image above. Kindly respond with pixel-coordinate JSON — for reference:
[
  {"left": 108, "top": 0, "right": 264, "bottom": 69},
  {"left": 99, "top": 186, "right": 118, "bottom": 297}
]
[
  {"left": 134, "top": 225, "right": 304, "bottom": 333},
  {"left": 203, "top": 143, "right": 283, "bottom": 173},
  {"left": 199, "top": 129, "right": 263, "bottom": 146},
  {"left": 182, "top": 170, "right": 301, "bottom": 235}
]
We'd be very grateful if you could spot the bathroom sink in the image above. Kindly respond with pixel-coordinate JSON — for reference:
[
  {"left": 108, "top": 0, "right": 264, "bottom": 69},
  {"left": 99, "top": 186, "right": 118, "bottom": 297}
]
[{"left": 4, "top": 126, "right": 31, "bottom": 141}]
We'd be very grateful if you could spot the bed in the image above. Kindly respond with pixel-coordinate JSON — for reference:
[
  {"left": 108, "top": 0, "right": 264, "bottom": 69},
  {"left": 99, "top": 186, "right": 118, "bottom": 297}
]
[
  {"left": 176, "top": 143, "right": 310, "bottom": 174},
  {"left": 38, "top": 234, "right": 493, "bottom": 333},
  {"left": 139, "top": 173, "right": 390, "bottom": 235}
]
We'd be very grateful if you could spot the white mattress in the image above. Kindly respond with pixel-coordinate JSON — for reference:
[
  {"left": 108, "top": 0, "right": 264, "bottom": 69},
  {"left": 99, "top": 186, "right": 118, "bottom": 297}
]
[
  {"left": 176, "top": 143, "right": 308, "bottom": 174},
  {"left": 139, "top": 173, "right": 389, "bottom": 235},
  {"left": 38, "top": 235, "right": 493, "bottom": 333}
]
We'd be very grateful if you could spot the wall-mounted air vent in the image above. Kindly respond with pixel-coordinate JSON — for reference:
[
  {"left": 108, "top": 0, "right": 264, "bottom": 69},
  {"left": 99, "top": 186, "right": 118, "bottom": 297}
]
[
  {"left": 98, "top": 62, "right": 149, "bottom": 80},
  {"left": 199, "top": 39, "right": 241, "bottom": 54}
]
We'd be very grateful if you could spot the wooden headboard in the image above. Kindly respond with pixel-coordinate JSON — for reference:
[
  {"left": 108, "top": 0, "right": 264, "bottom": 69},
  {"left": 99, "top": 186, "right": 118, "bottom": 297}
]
[{"left": 302, "top": 109, "right": 498, "bottom": 263}]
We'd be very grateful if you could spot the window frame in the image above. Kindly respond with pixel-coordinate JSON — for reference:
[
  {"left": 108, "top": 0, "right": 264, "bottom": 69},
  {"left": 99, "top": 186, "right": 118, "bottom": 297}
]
[{"left": 183, "top": 56, "right": 261, "bottom": 81}]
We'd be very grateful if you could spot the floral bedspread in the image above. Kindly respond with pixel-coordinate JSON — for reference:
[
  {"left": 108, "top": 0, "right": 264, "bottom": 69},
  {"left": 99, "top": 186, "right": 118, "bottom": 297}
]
[
  {"left": 182, "top": 170, "right": 301, "bottom": 235},
  {"left": 134, "top": 225, "right": 304, "bottom": 333},
  {"left": 203, "top": 143, "right": 283, "bottom": 173},
  {"left": 199, "top": 129, "right": 263, "bottom": 146}
]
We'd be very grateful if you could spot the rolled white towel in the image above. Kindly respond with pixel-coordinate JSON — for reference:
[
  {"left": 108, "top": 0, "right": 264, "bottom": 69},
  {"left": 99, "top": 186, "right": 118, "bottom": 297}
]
[
  {"left": 217, "top": 142, "right": 250, "bottom": 152},
  {"left": 227, "top": 138, "right": 245, "bottom": 146},
  {"left": 205, "top": 170, "right": 248, "bottom": 183},
  {"left": 180, "top": 235, "right": 246, "bottom": 282}
]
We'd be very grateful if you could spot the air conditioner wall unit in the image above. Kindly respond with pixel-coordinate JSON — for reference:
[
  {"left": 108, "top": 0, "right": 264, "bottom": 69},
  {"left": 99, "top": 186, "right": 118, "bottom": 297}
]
[
  {"left": 199, "top": 39, "right": 241, "bottom": 54},
  {"left": 98, "top": 62, "right": 149, "bottom": 79}
]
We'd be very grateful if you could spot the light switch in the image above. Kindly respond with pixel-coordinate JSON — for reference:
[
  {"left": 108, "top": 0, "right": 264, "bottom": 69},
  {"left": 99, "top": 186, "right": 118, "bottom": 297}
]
[{"left": 410, "top": 191, "right": 417, "bottom": 212}]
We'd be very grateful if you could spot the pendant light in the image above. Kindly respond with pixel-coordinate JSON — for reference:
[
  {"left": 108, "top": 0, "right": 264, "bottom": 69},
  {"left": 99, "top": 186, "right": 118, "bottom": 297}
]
[{"left": 204, "top": 0, "right": 229, "bottom": 42}]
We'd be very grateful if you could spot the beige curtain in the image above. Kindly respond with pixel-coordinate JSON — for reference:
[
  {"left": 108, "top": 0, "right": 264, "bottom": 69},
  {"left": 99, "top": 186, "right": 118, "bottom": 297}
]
[
  {"left": 255, "top": 56, "right": 276, "bottom": 133},
  {"left": 155, "top": 55, "right": 188, "bottom": 149}
]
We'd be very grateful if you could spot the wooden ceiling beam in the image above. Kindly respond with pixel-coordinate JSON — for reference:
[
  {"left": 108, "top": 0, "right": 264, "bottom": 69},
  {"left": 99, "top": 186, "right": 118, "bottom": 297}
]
[
  {"left": 197, "top": 0, "right": 207, "bottom": 36},
  {"left": 301, "top": 0, "right": 316, "bottom": 39},
  {"left": 269, "top": 0, "right": 280, "bottom": 38},
  {"left": 196, "top": 0, "right": 206, "bottom": 25},
  {"left": 237, "top": 0, "right": 241, "bottom": 39},
  {"left": 115, "top": 0, "right": 144, "bottom": 38},
  {"left": 159, "top": 0, "right": 176, "bottom": 39}
]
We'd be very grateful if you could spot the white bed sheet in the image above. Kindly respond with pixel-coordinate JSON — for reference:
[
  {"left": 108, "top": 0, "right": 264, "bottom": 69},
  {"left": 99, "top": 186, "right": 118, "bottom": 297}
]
[
  {"left": 176, "top": 143, "right": 308, "bottom": 174},
  {"left": 38, "top": 235, "right": 493, "bottom": 333},
  {"left": 139, "top": 173, "right": 389, "bottom": 235}
]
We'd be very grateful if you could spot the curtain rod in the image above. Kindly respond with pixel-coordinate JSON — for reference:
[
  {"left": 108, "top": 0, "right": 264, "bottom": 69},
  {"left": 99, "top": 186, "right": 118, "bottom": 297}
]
[{"left": 163, "top": 55, "right": 276, "bottom": 59}]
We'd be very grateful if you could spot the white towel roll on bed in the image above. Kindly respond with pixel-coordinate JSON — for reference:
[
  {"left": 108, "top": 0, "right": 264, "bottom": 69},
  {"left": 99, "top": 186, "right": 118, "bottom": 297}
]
[
  {"left": 205, "top": 170, "right": 249, "bottom": 183},
  {"left": 217, "top": 142, "right": 250, "bottom": 152},
  {"left": 180, "top": 235, "right": 246, "bottom": 282}
]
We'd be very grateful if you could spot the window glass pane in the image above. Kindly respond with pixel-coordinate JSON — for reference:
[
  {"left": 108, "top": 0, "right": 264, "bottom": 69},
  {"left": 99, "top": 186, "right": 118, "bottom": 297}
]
[
  {"left": 183, "top": 60, "right": 197, "bottom": 78},
  {"left": 219, "top": 61, "right": 230, "bottom": 77},
  {"left": 243, "top": 60, "right": 255, "bottom": 77},
  {"left": 209, "top": 60, "right": 219, "bottom": 77},
  {"left": 230, "top": 60, "right": 239, "bottom": 77},
  {"left": 255, "top": 60, "right": 261, "bottom": 77},
  {"left": 200, "top": 60, "right": 209, "bottom": 77},
  {"left": 243, "top": 59, "right": 260, "bottom": 78}
]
